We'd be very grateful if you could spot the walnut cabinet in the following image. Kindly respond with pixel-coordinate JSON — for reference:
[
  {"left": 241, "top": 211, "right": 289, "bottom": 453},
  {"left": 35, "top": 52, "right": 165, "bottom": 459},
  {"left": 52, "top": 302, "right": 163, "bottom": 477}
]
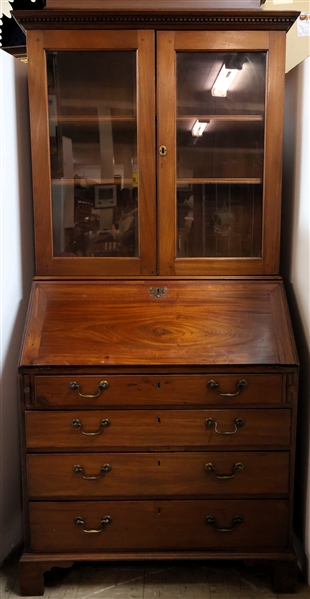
[{"left": 14, "top": 3, "right": 300, "bottom": 596}]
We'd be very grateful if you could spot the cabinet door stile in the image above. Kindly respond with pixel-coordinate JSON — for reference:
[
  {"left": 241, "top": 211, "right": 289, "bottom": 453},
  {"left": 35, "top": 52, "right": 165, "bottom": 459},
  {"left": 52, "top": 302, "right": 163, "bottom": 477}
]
[
  {"left": 27, "top": 31, "right": 54, "bottom": 276},
  {"left": 157, "top": 32, "right": 177, "bottom": 276},
  {"left": 137, "top": 30, "right": 157, "bottom": 275},
  {"left": 262, "top": 31, "right": 286, "bottom": 274}
]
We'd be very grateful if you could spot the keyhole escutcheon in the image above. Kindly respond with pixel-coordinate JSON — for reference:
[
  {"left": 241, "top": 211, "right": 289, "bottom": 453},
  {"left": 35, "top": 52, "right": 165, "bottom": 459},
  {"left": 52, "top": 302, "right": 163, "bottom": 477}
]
[{"left": 159, "top": 145, "right": 167, "bottom": 157}]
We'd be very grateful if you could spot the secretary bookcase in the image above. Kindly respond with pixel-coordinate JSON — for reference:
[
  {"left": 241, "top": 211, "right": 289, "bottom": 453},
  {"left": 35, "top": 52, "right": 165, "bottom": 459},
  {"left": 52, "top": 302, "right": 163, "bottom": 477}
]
[{"left": 14, "top": 2, "right": 299, "bottom": 595}]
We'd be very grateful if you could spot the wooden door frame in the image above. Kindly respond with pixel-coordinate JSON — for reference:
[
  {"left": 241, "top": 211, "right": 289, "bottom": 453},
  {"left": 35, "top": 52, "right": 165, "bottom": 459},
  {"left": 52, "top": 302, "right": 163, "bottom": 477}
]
[
  {"left": 27, "top": 29, "right": 156, "bottom": 276},
  {"left": 157, "top": 30, "right": 286, "bottom": 276}
]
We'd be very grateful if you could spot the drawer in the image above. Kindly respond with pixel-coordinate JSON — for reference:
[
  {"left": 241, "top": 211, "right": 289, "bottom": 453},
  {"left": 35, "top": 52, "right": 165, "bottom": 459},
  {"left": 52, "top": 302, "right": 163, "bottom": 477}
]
[
  {"left": 28, "top": 500, "right": 289, "bottom": 552},
  {"left": 25, "top": 409, "right": 291, "bottom": 451},
  {"left": 32, "top": 374, "right": 284, "bottom": 408},
  {"left": 27, "top": 451, "right": 290, "bottom": 499}
]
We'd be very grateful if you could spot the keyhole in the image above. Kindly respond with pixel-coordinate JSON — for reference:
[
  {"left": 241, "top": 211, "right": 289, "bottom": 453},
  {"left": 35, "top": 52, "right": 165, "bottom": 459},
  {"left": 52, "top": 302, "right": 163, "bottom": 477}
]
[
  {"left": 158, "top": 460, "right": 161, "bottom": 466},
  {"left": 158, "top": 508, "right": 161, "bottom": 515},
  {"left": 157, "top": 382, "right": 161, "bottom": 390},
  {"left": 157, "top": 417, "right": 161, "bottom": 423},
  {"left": 159, "top": 145, "right": 167, "bottom": 157}
]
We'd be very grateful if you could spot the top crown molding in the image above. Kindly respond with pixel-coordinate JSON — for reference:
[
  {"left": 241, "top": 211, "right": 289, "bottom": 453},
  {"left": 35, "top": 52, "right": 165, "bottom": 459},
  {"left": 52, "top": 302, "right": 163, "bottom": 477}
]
[{"left": 13, "top": 6, "right": 299, "bottom": 33}]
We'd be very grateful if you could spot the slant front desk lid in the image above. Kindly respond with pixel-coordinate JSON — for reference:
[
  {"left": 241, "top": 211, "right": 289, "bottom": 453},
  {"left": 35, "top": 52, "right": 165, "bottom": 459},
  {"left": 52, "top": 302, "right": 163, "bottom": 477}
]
[{"left": 20, "top": 280, "right": 298, "bottom": 367}]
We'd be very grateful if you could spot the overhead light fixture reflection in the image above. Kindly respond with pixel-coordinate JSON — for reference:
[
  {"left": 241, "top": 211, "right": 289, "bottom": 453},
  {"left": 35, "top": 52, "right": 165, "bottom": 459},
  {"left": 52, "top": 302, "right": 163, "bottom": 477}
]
[
  {"left": 211, "top": 65, "right": 240, "bottom": 98},
  {"left": 191, "top": 119, "right": 208, "bottom": 137}
]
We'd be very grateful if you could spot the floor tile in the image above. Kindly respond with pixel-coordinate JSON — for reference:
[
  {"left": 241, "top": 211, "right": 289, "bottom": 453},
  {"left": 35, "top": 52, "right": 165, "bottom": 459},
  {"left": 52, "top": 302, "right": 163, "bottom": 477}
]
[
  {"left": 1, "top": 555, "right": 309, "bottom": 598},
  {"left": 76, "top": 562, "right": 144, "bottom": 599},
  {"left": 143, "top": 563, "right": 210, "bottom": 599}
]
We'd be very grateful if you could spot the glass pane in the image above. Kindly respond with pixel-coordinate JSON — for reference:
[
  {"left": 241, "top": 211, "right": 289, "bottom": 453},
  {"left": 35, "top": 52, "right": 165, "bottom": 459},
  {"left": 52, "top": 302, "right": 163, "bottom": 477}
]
[
  {"left": 47, "top": 51, "right": 138, "bottom": 258},
  {"left": 176, "top": 52, "right": 266, "bottom": 258}
]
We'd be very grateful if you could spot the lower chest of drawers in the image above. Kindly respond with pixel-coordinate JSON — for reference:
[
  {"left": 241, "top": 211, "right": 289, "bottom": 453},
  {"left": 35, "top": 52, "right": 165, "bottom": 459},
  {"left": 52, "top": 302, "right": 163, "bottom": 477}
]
[{"left": 22, "top": 371, "right": 295, "bottom": 555}]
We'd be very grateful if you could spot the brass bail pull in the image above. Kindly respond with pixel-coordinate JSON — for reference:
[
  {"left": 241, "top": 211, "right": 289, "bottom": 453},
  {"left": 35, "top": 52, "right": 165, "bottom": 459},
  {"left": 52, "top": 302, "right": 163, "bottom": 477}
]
[
  {"left": 207, "top": 379, "right": 248, "bottom": 397},
  {"left": 205, "top": 515, "right": 243, "bottom": 532},
  {"left": 69, "top": 380, "right": 109, "bottom": 398},
  {"left": 73, "top": 464, "right": 112, "bottom": 480},
  {"left": 74, "top": 516, "right": 112, "bottom": 533},
  {"left": 71, "top": 418, "right": 111, "bottom": 436},
  {"left": 205, "top": 462, "right": 244, "bottom": 479},
  {"left": 205, "top": 417, "right": 245, "bottom": 435}
]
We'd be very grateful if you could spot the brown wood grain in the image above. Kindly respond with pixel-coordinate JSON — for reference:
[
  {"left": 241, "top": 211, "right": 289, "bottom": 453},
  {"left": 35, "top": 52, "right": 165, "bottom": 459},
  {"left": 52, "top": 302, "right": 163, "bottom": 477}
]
[
  {"left": 262, "top": 31, "right": 286, "bottom": 275},
  {"left": 27, "top": 31, "right": 53, "bottom": 276},
  {"left": 13, "top": 10, "right": 299, "bottom": 34},
  {"left": 27, "top": 451, "right": 290, "bottom": 499},
  {"left": 157, "top": 32, "right": 176, "bottom": 276},
  {"left": 44, "top": 1, "right": 263, "bottom": 9},
  {"left": 28, "top": 499, "right": 289, "bottom": 552},
  {"left": 25, "top": 409, "right": 292, "bottom": 451},
  {"left": 20, "top": 280, "right": 297, "bottom": 367},
  {"left": 33, "top": 373, "right": 284, "bottom": 407},
  {"left": 137, "top": 30, "right": 157, "bottom": 275}
]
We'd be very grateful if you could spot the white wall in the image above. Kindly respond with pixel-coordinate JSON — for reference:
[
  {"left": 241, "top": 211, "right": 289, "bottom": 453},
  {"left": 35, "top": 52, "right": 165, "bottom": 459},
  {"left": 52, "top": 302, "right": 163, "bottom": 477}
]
[
  {"left": 281, "top": 56, "right": 310, "bottom": 582},
  {"left": 0, "top": 51, "right": 34, "bottom": 564},
  {"left": 262, "top": 0, "right": 310, "bottom": 72}
]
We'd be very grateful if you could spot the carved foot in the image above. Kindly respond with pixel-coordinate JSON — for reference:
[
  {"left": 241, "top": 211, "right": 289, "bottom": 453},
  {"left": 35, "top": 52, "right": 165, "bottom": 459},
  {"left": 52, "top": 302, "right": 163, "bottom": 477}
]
[
  {"left": 273, "top": 559, "right": 298, "bottom": 594},
  {"left": 19, "top": 558, "right": 74, "bottom": 596}
]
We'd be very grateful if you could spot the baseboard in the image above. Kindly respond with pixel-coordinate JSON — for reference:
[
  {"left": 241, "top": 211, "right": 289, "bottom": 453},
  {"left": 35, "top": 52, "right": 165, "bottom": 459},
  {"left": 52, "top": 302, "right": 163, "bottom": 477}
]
[
  {"left": 0, "top": 541, "right": 24, "bottom": 568},
  {"left": 293, "top": 532, "right": 309, "bottom": 584}
]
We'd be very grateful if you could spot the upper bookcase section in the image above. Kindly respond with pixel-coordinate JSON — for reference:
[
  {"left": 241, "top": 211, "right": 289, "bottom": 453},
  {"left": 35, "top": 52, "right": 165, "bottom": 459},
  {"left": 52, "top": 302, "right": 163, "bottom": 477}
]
[{"left": 13, "top": 3, "right": 299, "bottom": 277}]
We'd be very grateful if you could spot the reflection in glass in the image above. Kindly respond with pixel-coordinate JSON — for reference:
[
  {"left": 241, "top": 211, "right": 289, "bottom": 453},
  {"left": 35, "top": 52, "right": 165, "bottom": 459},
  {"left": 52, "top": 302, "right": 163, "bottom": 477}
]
[
  {"left": 177, "top": 184, "right": 262, "bottom": 258},
  {"left": 47, "top": 51, "right": 138, "bottom": 258},
  {"left": 176, "top": 52, "right": 266, "bottom": 258}
]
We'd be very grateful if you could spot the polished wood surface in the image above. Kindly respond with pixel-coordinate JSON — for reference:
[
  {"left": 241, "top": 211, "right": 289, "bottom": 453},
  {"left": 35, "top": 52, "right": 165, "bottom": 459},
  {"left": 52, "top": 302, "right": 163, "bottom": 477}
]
[
  {"left": 33, "top": 373, "right": 284, "bottom": 407},
  {"left": 28, "top": 500, "right": 289, "bottom": 552},
  {"left": 25, "top": 409, "right": 291, "bottom": 450},
  {"left": 14, "top": 17, "right": 299, "bottom": 277},
  {"left": 26, "top": 29, "right": 156, "bottom": 276},
  {"left": 27, "top": 451, "right": 290, "bottom": 499},
  {"left": 16, "top": 4, "right": 300, "bottom": 594},
  {"left": 45, "top": 1, "right": 263, "bottom": 9},
  {"left": 158, "top": 29, "right": 284, "bottom": 276},
  {"left": 14, "top": 10, "right": 299, "bottom": 33},
  {"left": 20, "top": 280, "right": 298, "bottom": 367}
]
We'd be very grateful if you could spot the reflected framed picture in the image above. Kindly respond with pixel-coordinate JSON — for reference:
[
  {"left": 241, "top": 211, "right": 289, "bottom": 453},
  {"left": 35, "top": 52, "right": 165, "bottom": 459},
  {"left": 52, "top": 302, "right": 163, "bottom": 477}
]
[{"left": 95, "top": 184, "right": 117, "bottom": 208}]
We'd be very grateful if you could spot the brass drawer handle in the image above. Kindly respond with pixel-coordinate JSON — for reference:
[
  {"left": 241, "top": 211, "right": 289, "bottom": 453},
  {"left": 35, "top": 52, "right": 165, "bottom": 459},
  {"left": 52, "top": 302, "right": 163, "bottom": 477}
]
[
  {"left": 205, "top": 462, "right": 244, "bottom": 479},
  {"left": 73, "top": 464, "right": 112, "bottom": 480},
  {"left": 68, "top": 380, "right": 109, "bottom": 398},
  {"left": 71, "top": 418, "right": 110, "bottom": 436},
  {"left": 205, "top": 515, "right": 243, "bottom": 532},
  {"left": 205, "top": 417, "right": 245, "bottom": 435},
  {"left": 207, "top": 379, "right": 248, "bottom": 397},
  {"left": 74, "top": 516, "right": 112, "bottom": 533}
]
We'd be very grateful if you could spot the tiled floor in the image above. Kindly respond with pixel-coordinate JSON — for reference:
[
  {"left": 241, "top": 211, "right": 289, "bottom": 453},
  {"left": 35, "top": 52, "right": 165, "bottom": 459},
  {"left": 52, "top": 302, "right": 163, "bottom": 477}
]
[{"left": 1, "top": 554, "right": 309, "bottom": 599}]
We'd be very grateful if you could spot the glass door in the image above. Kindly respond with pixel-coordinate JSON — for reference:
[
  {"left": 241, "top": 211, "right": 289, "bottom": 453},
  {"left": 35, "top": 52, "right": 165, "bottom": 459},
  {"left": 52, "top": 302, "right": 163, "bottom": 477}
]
[
  {"left": 157, "top": 31, "right": 285, "bottom": 275},
  {"left": 28, "top": 30, "right": 156, "bottom": 276}
]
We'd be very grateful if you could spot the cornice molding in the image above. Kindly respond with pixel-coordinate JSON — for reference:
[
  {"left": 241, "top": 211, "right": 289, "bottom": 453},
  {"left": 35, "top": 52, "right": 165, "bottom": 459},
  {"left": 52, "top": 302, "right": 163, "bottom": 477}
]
[{"left": 13, "top": 10, "right": 299, "bottom": 32}]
